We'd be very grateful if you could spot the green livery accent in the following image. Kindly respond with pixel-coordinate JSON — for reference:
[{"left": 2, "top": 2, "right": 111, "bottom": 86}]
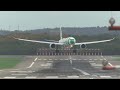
[
  {"left": 63, "top": 37, "right": 76, "bottom": 46},
  {"left": 69, "top": 39, "right": 75, "bottom": 44}
]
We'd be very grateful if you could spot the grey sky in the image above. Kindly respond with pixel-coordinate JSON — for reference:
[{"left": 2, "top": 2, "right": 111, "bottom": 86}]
[{"left": 0, "top": 11, "right": 120, "bottom": 30}]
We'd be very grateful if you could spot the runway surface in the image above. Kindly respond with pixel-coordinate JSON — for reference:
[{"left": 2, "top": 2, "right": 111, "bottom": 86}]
[{"left": 0, "top": 55, "right": 120, "bottom": 79}]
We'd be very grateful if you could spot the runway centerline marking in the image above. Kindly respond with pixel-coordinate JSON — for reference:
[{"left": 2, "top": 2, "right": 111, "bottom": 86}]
[
  {"left": 73, "top": 68, "right": 90, "bottom": 75},
  {"left": 70, "top": 59, "right": 72, "bottom": 64}
]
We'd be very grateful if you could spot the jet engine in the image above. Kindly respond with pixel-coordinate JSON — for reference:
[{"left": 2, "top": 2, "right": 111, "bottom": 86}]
[
  {"left": 49, "top": 44, "right": 56, "bottom": 49},
  {"left": 80, "top": 44, "right": 87, "bottom": 49}
]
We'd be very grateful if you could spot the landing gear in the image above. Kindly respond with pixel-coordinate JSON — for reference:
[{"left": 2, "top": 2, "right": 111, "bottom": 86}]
[
  {"left": 55, "top": 46, "right": 59, "bottom": 53},
  {"left": 73, "top": 47, "right": 76, "bottom": 53}
]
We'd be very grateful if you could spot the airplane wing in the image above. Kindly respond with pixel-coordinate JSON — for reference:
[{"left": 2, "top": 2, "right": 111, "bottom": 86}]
[
  {"left": 43, "top": 39, "right": 59, "bottom": 43},
  {"left": 75, "top": 38, "right": 115, "bottom": 45},
  {"left": 14, "top": 38, "right": 63, "bottom": 45}
]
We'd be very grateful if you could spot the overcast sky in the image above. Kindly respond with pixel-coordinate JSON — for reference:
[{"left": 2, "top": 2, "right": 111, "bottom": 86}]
[{"left": 0, "top": 11, "right": 120, "bottom": 30}]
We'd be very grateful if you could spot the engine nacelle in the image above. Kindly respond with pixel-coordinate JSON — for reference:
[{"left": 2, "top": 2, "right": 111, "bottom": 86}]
[
  {"left": 80, "top": 44, "right": 87, "bottom": 49},
  {"left": 49, "top": 44, "right": 56, "bottom": 49}
]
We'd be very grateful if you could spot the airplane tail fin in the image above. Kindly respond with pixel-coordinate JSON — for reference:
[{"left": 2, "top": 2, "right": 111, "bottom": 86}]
[{"left": 60, "top": 27, "right": 62, "bottom": 40}]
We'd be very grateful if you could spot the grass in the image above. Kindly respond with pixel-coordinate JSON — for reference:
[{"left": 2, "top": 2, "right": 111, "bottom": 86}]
[{"left": 0, "top": 56, "right": 23, "bottom": 69}]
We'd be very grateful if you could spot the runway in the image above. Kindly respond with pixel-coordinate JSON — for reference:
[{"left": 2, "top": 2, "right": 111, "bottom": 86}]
[{"left": 1, "top": 55, "right": 120, "bottom": 79}]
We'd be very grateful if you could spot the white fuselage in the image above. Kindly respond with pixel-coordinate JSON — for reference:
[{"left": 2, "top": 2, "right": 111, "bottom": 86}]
[{"left": 59, "top": 37, "right": 76, "bottom": 48}]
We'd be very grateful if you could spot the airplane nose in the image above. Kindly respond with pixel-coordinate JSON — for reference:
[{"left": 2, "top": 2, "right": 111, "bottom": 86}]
[{"left": 69, "top": 39, "right": 75, "bottom": 44}]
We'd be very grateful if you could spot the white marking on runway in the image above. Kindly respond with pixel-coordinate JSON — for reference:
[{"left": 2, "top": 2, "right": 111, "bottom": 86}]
[
  {"left": 25, "top": 76, "right": 37, "bottom": 79},
  {"left": 34, "top": 57, "right": 38, "bottom": 61},
  {"left": 11, "top": 74, "right": 27, "bottom": 76},
  {"left": 67, "top": 75, "right": 79, "bottom": 78},
  {"left": 100, "top": 59, "right": 103, "bottom": 60},
  {"left": 41, "top": 64, "right": 47, "bottom": 66},
  {"left": 27, "top": 57, "right": 37, "bottom": 68},
  {"left": 115, "top": 65, "right": 120, "bottom": 68},
  {"left": 27, "top": 62, "right": 35, "bottom": 68},
  {"left": 91, "top": 64, "right": 102, "bottom": 66},
  {"left": 9, "top": 69, "right": 19, "bottom": 70},
  {"left": 4, "top": 77, "right": 16, "bottom": 79},
  {"left": 73, "top": 68, "right": 90, "bottom": 75},
  {"left": 101, "top": 56, "right": 107, "bottom": 60},
  {"left": 43, "top": 59, "right": 47, "bottom": 60},
  {"left": 89, "top": 78, "right": 94, "bottom": 79},
  {"left": 70, "top": 59, "right": 72, "bottom": 64},
  {"left": 41, "top": 63, "right": 52, "bottom": 67},
  {"left": 100, "top": 76, "right": 112, "bottom": 78},
  {"left": 45, "top": 76, "right": 59, "bottom": 79},
  {"left": 10, "top": 71, "right": 35, "bottom": 73}
]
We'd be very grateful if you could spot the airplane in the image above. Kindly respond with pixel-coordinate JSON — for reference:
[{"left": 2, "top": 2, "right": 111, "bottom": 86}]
[{"left": 14, "top": 27, "right": 115, "bottom": 49}]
